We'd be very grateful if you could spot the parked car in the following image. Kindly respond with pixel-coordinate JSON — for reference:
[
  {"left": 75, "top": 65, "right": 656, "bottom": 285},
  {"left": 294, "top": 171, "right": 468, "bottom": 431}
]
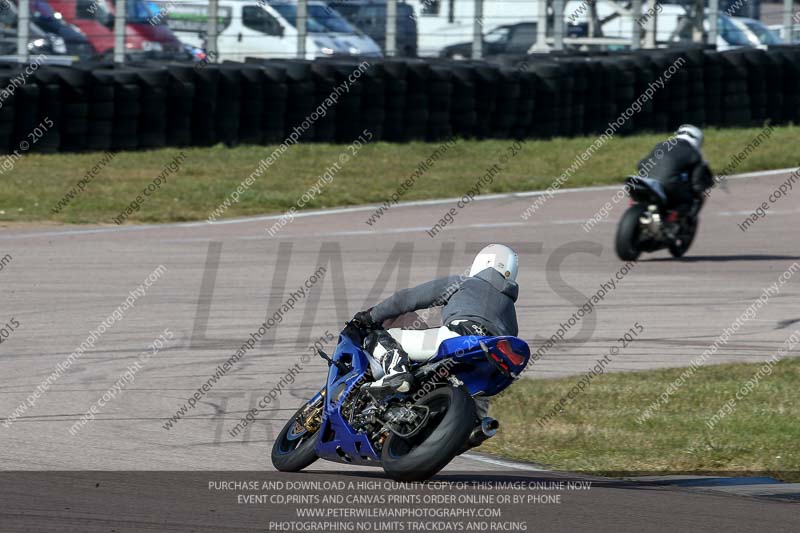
[
  {"left": 0, "top": 6, "right": 61, "bottom": 56},
  {"left": 109, "top": 0, "right": 183, "bottom": 56},
  {"left": 719, "top": 16, "right": 782, "bottom": 49},
  {"left": 326, "top": 0, "right": 417, "bottom": 57},
  {"left": 0, "top": 0, "right": 93, "bottom": 58},
  {"left": 405, "top": 0, "right": 538, "bottom": 56},
  {"left": 164, "top": 0, "right": 381, "bottom": 61},
  {"left": 673, "top": 14, "right": 784, "bottom": 50},
  {"left": 440, "top": 23, "right": 535, "bottom": 59},
  {"left": 46, "top": 0, "right": 183, "bottom": 58},
  {"left": 31, "top": 0, "right": 95, "bottom": 58},
  {"left": 767, "top": 23, "right": 800, "bottom": 44}
]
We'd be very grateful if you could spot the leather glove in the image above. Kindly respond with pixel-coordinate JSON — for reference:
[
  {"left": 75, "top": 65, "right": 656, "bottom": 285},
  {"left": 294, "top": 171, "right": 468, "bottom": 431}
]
[{"left": 352, "top": 308, "right": 377, "bottom": 330}]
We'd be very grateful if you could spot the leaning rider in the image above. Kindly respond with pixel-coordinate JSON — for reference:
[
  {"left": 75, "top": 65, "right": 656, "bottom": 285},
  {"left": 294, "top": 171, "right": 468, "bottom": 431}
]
[{"left": 351, "top": 244, "right": 520, "bottom": 415}]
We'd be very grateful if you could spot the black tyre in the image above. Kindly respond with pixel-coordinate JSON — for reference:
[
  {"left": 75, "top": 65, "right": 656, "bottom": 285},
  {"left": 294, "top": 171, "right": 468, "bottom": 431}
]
[
  {"left": 669, "top": 217, "right": 698, "bottom": 258},
  {"left": 381, "top": 386, "right": 476, "bottom": 482},
  {"left": 271, "top": 401, "right": 322, "bottom": 472},
  {"left": 615, "top": 204, "right": 645, "bottom": 262}
]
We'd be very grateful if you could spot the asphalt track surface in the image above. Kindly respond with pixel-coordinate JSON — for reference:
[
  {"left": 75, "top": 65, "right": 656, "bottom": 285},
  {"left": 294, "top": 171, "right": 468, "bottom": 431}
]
[{"left": 0, "top": 168, "right": 799, "bottom": 531}]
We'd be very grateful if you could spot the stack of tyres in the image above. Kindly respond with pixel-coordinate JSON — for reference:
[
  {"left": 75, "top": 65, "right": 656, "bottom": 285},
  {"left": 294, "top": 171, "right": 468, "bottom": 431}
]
[
  {"left": 556, "top": 62, "right": 575, "bottom": 136},
  {"left": 470, "top": 62, "right": 499, "bottom": 139},
  {"left": 511, "top": 69, "right": 535, "bottom": 139},
  {"left": 610, "top": 58, "right": 637, "bottom": 134},
  {"left": 679, "top": 48, "right": 706, "bottom": 127},
  {"left": 576, "top": 59, "right": 595, "bottom": 134},
  {"left": 583, "top": 60, "right": 615, "bottom": 135},
  {"left": 702, "top": 51, "right": 724, "bottom": 127},
  {"left": 719, "top": 50, "right": 751, "bottom": 127},
  {"left": 136, "top": 66, "right": 169, "bottom": 149},
  {"left": 448, "top": 62, "right": 477, "bottom": 139},
  {"left": 559, "top": 59, "right": 587, "bottom": 136},
  {"left": 161, "top": 63, "right": 195, "bottom": 146},
  {"left": 382, "top": 60, "right": 407, "bottom": 142},
  {"left": 529, "top": 62, "right": 564, "bottom": 138},
  {"left": 425, "top": 64, "right": 452, "bottom": 141},
  {"left": 489, "top": 68, "right": 519, "bottom": 139},
  {"left": 11, "top": 69, "right": 42, "bottom": 153},
  {"left": 191, "top": 65, "right": 219, "bottom": 146},
  {"left": 653, "top": 51, "right": 689, "bottom": 129},
  {"left": 109, "top": 68, "right": 142, "bottom": 150},
  {"left": 235, "top": 64, "right": 266, "bottom": 145},
  {"left": 54, "top": 66, "right": 89, "bottom": 151},
  {"left": 643, "top": 54, "right": 671, "bottom": 132},
  {"left": 310, "top": 61, "right": 337, "bottom": 142},
  {"left": 216, "top": 65, "right": 243, "bottom": 146},
  {"left": 776, "top": 47, "right": 800, "bottom": 124},
  {"left": 360, "top": 62, "right": 386, "bottom": 142},
  {"left": 279, "top": 60, "right": 316, "bottom": 142},
  {"left": 762, "top": 49, "right": 783, "bottom": 124},
  {"left": 0, "top": 70, "right": 15, "bottom": 154},
  {"left": 626, "top": 53, "right": 656, "bottom": 132},
  {"left": 258, "top": 62, "right": 288, "bottom": 143},
  {"left": 600, "top": 59, "right": 619, "bottom": 132},
  {"left": 85, "top": 69, "right": 114, "bottom": 151},
  {"left": 403, "top": 60, "right": 430, "bottom": 141},
  {"left": 33, "top": 67, "right": 62, "bottom": 153},
  {"left": 333, "top": 61, "right": 366, "bottom": 143},
  {"left": 4, "top": 53, "right": 800, "bottom": 153},
  {"left": 739, "top": 48, "right": 768, "bottom": 124},
  {"left": 669, "top": 50, "right": 691, "bottom": 126}
]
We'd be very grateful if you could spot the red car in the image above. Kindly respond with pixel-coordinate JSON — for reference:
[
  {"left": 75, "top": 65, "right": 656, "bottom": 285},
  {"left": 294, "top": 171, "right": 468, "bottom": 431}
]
[{"left": 45, "top": 0, "right": 182, "bottom": 58}]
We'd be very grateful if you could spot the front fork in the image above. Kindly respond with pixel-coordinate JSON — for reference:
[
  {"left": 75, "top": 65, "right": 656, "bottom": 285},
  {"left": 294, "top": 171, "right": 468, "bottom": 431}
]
[{"left": 299, "top": 389, "right": 326, "bottom": 433}]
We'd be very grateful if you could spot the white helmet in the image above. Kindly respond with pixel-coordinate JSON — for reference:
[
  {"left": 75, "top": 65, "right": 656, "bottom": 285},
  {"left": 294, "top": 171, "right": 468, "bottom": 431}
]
[
  {"left": 675, "top": 124, "right": 703, "bottom": 151},
  {"left": 469, "top": 244, "right": 519, "bottom": 281}
]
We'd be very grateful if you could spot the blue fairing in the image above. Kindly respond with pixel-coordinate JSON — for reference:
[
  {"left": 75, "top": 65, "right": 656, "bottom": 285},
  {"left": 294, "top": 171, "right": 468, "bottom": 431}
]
[
  {"left": 428, "top": 335, "right": 530, "bottom": 396},
  {"left": 315, "top": 332, "right": 382, "bottom": 465},
  {"left": 314, "top": 330, "right": 530, "bottom": 466}
]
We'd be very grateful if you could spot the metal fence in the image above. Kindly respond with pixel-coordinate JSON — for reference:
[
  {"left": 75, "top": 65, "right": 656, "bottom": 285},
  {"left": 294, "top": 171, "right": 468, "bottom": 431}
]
[{"left": 7, "top": 0, "right": 800, "bottom": 64}]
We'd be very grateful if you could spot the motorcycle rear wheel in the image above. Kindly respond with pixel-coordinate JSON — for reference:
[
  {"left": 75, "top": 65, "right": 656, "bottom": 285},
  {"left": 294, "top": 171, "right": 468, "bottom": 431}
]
[
  {"left": 381, "top": 386, "right": 476, "bottom": 482},
  {"left": 615, "top": 204, "right": 646, "bottom": 261}
]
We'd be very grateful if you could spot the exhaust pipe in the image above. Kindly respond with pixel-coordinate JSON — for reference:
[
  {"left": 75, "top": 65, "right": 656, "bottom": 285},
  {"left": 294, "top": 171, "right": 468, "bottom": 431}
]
[
  {"left": 467, "top": 417, "right": 499, "bottom": 448},
  {"left": 480, "top": 417, "right": 499, "bottom": 436}
]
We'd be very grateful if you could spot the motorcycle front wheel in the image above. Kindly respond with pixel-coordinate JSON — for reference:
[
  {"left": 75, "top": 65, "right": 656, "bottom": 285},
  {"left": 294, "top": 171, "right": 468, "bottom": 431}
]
[
  {"left": 271, "top": 399, "right": 322, "bottom": 472},
  {"left": 381, "top": 386, "right": 476, "bottom": 482},
  {"left": 669, "top": 216, "right": 698, "bottom": 258}
]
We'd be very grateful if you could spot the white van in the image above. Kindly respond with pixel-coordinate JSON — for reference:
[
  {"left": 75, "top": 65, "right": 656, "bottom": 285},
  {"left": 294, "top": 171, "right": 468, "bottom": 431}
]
[{"left": 163, "top": 0, "right": 381, "bottom": 61}]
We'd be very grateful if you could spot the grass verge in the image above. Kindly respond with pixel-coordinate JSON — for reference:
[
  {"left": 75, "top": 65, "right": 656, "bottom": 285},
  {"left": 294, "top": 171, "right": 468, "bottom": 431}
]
[
  {"left": 1, "top": 125, "right": 798, "bottom": 225},
  {"left": 483, "top": 358, "right": 800, "bottom": 482}
]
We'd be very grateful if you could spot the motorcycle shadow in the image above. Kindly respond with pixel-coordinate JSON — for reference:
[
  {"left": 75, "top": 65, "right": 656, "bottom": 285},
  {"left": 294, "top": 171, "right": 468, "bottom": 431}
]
[
  {"left": 643, "top": 254, "right": 800, "bottom": 263},
  {"left": 303, "top": 469, "right": 626, "bottom": 489}
]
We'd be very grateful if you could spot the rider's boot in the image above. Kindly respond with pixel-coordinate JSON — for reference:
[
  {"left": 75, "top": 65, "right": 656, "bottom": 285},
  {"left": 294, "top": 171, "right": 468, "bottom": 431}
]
[
  {"left": 364, "top": 330, "right": 415, "bottom": 393},
  {"left": 370, "top": 348, "right": 414, "bottom": 393}
]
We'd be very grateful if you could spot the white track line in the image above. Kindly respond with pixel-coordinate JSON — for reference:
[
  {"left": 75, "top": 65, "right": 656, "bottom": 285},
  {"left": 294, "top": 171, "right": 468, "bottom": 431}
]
[
  {"left": 0, "top": 166, "right": 794, "bottom": 241},
  {"left": 460, "top": 453, "right": 550, "bottom": 472}
]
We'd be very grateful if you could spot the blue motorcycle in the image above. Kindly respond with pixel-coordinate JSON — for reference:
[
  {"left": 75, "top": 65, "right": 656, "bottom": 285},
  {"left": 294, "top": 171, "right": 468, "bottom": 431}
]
[{"left": 271, "top": 322, "right": 531, "bottom": 481}]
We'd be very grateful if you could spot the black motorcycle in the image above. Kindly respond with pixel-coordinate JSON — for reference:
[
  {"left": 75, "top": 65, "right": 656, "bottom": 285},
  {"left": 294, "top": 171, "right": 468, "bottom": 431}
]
[{"left": 615, "top": 176, "right": 699, "bottom": 261}]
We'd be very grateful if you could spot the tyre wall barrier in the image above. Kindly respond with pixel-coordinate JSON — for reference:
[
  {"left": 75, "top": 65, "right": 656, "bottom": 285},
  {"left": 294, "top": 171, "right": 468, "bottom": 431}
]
[{"left": 0, "top": 46, "right": 797, "bottom": 155}]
